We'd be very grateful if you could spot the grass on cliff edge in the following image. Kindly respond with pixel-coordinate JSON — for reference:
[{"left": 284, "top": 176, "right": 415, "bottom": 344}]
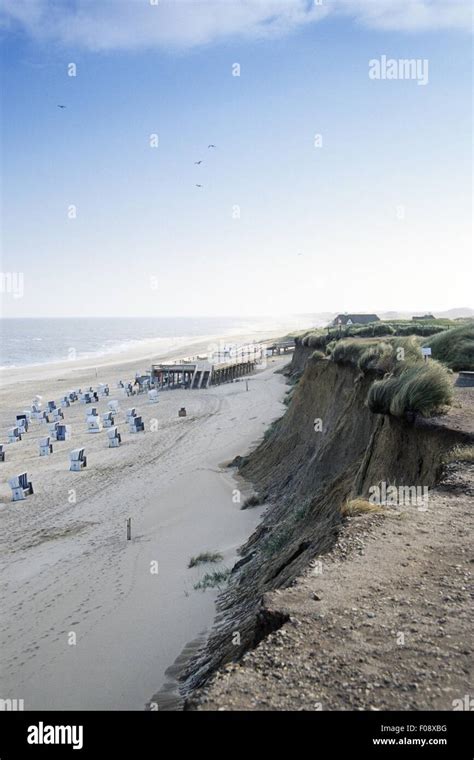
[
  {"left": 423, "top": 322, "right": 474, "bottom": 371},
  {"left": 367, "top": 361, "right": 453, "bottom": 418}
]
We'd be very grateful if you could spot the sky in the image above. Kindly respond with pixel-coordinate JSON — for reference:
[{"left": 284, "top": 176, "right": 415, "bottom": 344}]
[{"left": 0, "top": 0, "right": 472, "bottom": 318}]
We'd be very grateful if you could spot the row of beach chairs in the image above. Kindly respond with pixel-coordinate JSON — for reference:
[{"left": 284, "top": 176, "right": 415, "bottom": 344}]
[{"left": 3, "top": 379, "right": 164, "bottom": 500}]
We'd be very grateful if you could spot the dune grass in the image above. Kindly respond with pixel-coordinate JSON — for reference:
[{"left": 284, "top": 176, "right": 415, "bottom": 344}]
[
  {"left": 242, "top": 494, "right": 261, "bottom": 509},
  {"left": 444, "top": 445, "right": 474, "bottom": 464},
  {"left": 188, "top": 551, "right": 223, "bottom": 568},
  {"left": 193, "top": 569, "right": 231, "bottom": 590},
  {"left": 342, "top": 498, "right": 384, "bottom": 516},
  {"left": 423, "top": 323, "right": 474, "bottom": 371},
  {"left": 367, "top": 361, "right": 453, "bottom": 418}
]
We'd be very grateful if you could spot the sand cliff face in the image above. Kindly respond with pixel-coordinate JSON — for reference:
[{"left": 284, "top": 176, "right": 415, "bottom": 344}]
[{"left": 185, "top": 353, "right": 473, "bottom": 703}]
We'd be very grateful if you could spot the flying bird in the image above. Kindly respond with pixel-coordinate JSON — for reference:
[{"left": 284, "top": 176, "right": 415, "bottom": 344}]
[
  {"left": 195, "top": 184, "right": 203, "bottom": 188},
  {"left": 57, "top": 105, "right": 66, "bottom": 109},
  {"left": 194, "top": 160, "right": 203, "bottom": 165},
  {"left": 208, "top": 144, "right": 216, "bottom": 149}
]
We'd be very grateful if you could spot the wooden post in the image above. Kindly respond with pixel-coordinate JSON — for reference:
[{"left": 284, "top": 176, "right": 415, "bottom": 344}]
[{"left": 126, "top": 517, "right": 131, "bottom": 540}]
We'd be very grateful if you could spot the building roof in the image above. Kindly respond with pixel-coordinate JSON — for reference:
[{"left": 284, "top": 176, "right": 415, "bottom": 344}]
[{"left": 332, "top": 313, "right": 380, "bottom": 325}]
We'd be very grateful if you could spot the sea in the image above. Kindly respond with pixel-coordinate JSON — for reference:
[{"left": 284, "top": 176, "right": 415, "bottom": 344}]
[{"left": 0, "top": 316, "right": 313, "bottom": 369}]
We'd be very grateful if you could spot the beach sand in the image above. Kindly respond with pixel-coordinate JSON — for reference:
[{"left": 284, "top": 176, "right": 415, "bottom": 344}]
[{"left": 0, "top": 329, "right": 290, "bottom": 710}]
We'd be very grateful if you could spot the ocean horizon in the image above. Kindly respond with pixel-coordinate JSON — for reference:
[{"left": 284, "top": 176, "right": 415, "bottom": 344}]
[{"left": 0, "top": 316, "right": 312, "bottom": 369}]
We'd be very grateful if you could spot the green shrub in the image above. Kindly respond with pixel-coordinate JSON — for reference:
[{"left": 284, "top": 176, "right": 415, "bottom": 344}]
[
  {"left": 311, "top": 349, "right": 325, "bottom": 361},
  {"left": 423, "top": 323, "right": 474, "bottom": 371}
]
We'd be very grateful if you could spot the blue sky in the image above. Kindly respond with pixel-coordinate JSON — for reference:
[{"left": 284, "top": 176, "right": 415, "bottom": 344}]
[{"left": 0, "top": 0, "right": 472, "bottom": 317}]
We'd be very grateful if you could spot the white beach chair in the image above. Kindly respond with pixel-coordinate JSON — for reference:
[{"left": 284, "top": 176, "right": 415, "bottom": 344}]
[
  {"left": 85, "top": 407, "right": 99, "bottom": 421},
  {"left": 61, "top": 395, "right": 71, "bottom": 407},
  {"left": 48, "top": 422, "right": 60, "bottom": 440},
  {"left": 87, "top": 415, "right": 102, "bottom": 433},
  {"left": 98, "top": 383, "right": 110, "bottom": 397},
  {"left": 56, "top": 424, "right": 71, "bottom": 441},
  {"left": 69, "top": 448, "right": 87, "bottom": 471},
  {"left": 8, "top": 427, "right": 22, "bottom": 443},
  {"left": 126, "top": 408, "right": 137, "bottom": 420},
  {"left": 148, "top": 389, "right": 159, "bottom": 403},
  {"left": 31, "top": 403, "right": 43, "bottom": 420},
  {"left": 108, "top": 399, "right": 120, "bottom": 413},
  {"left": 16, "top": 414, "right": 29, "bottom": 433},
  {"left": 39, "top": 436, "right": 53, "bottom": 456},
  {"left": 102, "top": 411, "right": 115, "bottom": 428},
  {"left": 107, "top": 426, "right": 121, "bottom": 447},
  {"left": 129, "top": 415, "right": 145, "bottom": 433},
  {"left": 51, "top": 407, "right": 64, "bottom": 422},
  {"left": 9, "top": 473, "right": 34, "bottom": 501}
]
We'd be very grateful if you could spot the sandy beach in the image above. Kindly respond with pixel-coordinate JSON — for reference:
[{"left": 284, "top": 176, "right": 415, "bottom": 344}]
[{"left": 0, "top": 330, "right": 290, "bottom": 710}]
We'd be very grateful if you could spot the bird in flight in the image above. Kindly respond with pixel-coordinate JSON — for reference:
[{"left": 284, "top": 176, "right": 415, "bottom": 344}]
[
  {"left": 194, "top": 160, "right": 203, "bottom": 165},
  {"left": 195, "top": 184, "right": 203, "bottom": 188},
  {"left": 208, "top": 144, "right": 216, "bottom": 149},
  {"left": 57, "top": 105, "right": 66, "bottom": 109}
]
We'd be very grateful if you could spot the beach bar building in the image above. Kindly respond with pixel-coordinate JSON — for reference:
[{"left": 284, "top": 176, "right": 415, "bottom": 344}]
[{"left": 151, "top": 344, "right": 264, "bottom": 390}]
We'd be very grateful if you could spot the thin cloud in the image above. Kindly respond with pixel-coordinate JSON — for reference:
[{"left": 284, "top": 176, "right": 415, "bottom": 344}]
[{"left": 0, "top": 0, "right": 471, "bottom": 52}]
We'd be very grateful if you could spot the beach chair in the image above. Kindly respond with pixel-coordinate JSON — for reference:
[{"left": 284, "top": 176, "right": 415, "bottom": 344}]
[
  {"left": 102, "top": 411, "right": 115, "bottom": 428},
  {"left": 8, "top": 427, "right": 22, "bottom": 443},
  {"left": 16, "top": 414, "right": 29, "bottom": 433},
  {"left": 61, "top": 395, "right": 71, "bottom": 407},
  {"left": 68, "top": 390, "right": 78, "bottom": 403},
  {"left": 48, "top": 422, "right": 60, "bottom": 440},
  {"left": 39, "top": 436, "right": 53, "bottom": 456},
  {"left": 0, "top": 444, "right": 5, "bottom": 462},
  {"left": 129, "top": 415, "right": 145, "bottom": 433},
  {"left": 56, "top": 424, "right": 71, "bottom": 442},
  {"left": 87, "top": 414, "right": 102, "bottom": 433},
  {"left": 108, "top": 399, "right": 120, "bottom": 413},
  {"left": 51, "top": 407, "right": 64, "bottom": 421},
  {"left": 148, "top": 389, "right": 159, "bottom": 403},
  {"left": 178, "top": 407, "right": 187, "bottom": 417},
  {"left": 107, "top": 427, "right": 121, "bottom": 447},
  {"left": 85, "top": 407, "right": 99, "bottom": 420},
  {"left": 9, "top": 473, "right": 34, "bottom": 501},
  {"left": 126, "top": 408, "right": 137, "bottom": 420},
  {"left": 31, "top": 403, "right": 43, "bottom": 420},
  {"left": 47, "top": 400, "right": 57, "bottom": 413},
  {"left": 69, "top": 448, "right": 87, "bottom": 471},
  {"left": 98, "top": 383, "right": 110, "bottom": 397}
]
